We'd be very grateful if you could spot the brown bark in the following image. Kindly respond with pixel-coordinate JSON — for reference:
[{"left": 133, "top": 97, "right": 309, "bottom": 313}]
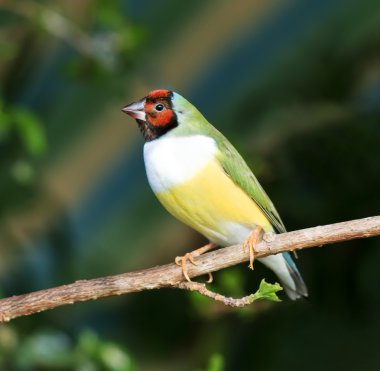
[{"left": 0, "top": 216, "right": 379, "bottom": 323}]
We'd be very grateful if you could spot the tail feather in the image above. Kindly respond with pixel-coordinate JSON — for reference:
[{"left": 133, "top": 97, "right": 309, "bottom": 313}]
[{"left": 282, "top": 252, "right": 308, "bottom": 300}]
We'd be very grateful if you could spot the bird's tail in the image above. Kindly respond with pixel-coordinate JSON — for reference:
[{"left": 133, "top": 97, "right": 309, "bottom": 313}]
[{"left": 258, "top": 252, "right": 308, "bottom": 300}]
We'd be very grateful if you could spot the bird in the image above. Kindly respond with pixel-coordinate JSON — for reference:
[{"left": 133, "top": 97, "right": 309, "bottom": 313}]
[{"left": 122, "top": 89, "right": 308, "bottom": 300}]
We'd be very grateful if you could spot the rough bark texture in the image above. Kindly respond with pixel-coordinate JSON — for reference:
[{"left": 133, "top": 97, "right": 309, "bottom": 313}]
[{"left": 0, "top": 216, "right": 379, "bottom": 323}]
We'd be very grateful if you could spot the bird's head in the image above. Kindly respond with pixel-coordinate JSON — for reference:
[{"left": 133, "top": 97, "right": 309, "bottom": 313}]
[{"left": 122, "top": 89, "right": 179, "bottom": 141}]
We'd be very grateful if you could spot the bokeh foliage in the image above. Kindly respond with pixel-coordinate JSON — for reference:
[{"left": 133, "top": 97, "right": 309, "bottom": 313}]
[{"left": 0, "top": 0, "right": 380, "bottom": 370}]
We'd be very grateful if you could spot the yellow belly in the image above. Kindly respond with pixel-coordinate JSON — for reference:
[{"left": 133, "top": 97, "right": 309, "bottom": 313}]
[{"left": 155, "top": 159, "right": 272, "bottom": 243}]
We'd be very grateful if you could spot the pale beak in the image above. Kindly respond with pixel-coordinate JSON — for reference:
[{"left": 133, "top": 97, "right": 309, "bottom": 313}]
[{"left": 122, "top": 98, "right": 146, "bottom": 121}]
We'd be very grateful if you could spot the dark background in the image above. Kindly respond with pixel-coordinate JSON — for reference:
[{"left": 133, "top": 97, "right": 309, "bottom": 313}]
[{"left": 0, "top": 0, "right": 380, "bottom": 370}]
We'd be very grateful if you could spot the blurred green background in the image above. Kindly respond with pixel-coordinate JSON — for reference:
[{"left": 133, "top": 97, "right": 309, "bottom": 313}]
[{"left": 1, "top": 0, "right": 380, "bottom": 370}]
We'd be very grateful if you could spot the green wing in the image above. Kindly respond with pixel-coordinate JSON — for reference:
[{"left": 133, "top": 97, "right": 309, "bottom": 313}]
[{"left": 212, "top": 128, "right": 286, "bottom": 233}]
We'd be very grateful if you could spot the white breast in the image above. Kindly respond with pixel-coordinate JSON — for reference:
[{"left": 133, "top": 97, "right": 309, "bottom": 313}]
[{"left": 143, "top": 135, "right": 217, "bottom": 193}]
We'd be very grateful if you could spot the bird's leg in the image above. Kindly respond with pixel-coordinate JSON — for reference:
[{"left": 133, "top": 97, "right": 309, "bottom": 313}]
[
  {"left": 243, "top": 226, "right": 263, "bottom": 270},
  {"left": 175, "top": 242, "right": 217, "bottom": 283}
]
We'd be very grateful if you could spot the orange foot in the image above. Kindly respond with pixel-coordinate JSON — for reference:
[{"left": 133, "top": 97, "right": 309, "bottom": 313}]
[
  {"left": 243, "top": 226, "right": 263, "bottom": 270},
  {"left": 175, "top": 242, "right": 216, "bottom": 283}
]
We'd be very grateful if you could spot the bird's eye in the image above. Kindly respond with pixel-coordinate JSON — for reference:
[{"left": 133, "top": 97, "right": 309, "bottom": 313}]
[{"left": 155, "top": 103, "right": 164, "bottom": 112}]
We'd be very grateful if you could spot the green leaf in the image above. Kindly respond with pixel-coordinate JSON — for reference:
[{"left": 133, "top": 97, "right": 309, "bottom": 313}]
[{"left": 251, "top": 279, "right": 283, "bottom": 302}]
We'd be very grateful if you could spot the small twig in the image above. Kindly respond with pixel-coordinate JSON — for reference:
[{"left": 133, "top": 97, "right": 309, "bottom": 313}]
[
  {"left": 0, "top": 216, "right": 379, "bottom": 323},
  {"left": 176, "top": 281, "right": 256, "bottom": 307}
]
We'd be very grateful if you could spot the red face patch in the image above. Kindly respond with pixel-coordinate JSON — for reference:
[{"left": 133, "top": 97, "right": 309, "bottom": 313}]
[
  {"left": 145, "top": 100, "right": 174, "bottom": 126},
  {"left": 144, "top": 89, "right": 175, "bottom": 128},
  {"left": 147, "top": 89, "right": 171, "bottom": 101},
  {"left": 149, "top": 109, "right": 174, "bottom": 127},
  {"left": 144, "top": 101, "right": 174, "bottom": 127}
]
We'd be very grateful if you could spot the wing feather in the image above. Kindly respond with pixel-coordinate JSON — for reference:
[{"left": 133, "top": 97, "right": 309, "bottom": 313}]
[{"left": 211, "top": 128, "right": 286, "bottom": 233}]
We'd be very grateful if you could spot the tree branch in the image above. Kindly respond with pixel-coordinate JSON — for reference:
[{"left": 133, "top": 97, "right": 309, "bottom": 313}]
[{"left": 0, "top": 216, "right": 379, "bottom": 323}]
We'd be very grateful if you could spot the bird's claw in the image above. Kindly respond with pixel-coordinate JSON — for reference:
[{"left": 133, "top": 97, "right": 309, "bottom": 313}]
[
  {"left": 175, "top": 253, "right": 198, "bottom": 282},
  {"left": 243, "top": 239, "right": 256, "bottom": 270},
  {"left": 175, "top": 243, "right": 216, "bottom": 283},
  {"left": 243, "top": 226, "right": 263, "bottom": 270}
]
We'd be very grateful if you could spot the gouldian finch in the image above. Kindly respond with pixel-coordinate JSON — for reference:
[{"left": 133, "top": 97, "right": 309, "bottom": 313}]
[{"left": 122, "top": 89, "right": 308, "bottom": 299}]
